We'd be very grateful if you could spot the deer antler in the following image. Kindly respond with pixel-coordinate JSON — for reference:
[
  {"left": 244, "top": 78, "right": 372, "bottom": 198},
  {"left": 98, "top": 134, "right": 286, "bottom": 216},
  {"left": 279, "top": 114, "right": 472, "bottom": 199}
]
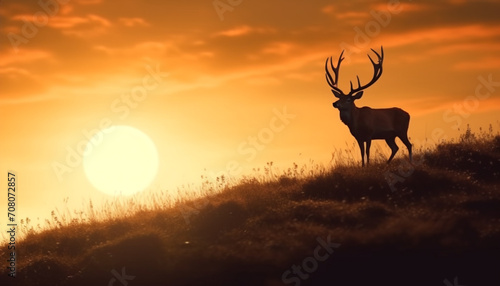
[
  {"left": 348, "top": 46, "right": 384, "bottom": 96},
  {"left": 325, "top": 50, "right": 345, "bottom": 96}
]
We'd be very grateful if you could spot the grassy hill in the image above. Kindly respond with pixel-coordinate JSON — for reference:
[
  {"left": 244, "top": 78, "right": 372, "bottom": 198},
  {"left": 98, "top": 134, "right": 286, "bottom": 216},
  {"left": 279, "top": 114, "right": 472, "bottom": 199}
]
[{"left": 2, "top": 132, "right": 500, "bottom": 286}]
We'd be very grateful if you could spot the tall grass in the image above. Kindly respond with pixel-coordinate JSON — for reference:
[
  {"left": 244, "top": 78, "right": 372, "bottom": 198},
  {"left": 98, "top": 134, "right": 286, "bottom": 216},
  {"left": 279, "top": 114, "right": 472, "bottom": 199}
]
[{"left": 6, "top": 159, "right": 336, "bottom": 243}]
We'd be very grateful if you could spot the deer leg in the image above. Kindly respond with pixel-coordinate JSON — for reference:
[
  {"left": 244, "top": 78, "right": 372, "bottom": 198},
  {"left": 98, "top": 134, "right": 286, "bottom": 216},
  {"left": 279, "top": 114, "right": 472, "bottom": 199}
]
[
  {"left": 366, "top": 140, "right": 372, "bottom": 165},
  {"left": 399, "top": 134, "right": 413, "bottom": 163},
  {"left": 357, "top": 140, "right": 365, "bottom": 167},
  {"left": 385, "top": 137, "right": 399, "bottom": 163}
]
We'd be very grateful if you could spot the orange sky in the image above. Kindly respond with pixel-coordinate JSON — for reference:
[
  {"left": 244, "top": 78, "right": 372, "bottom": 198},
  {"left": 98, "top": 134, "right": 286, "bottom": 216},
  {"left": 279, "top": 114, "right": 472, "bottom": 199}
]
[{"left": 1, "top": 0, "right": 500, "bottom": 228}]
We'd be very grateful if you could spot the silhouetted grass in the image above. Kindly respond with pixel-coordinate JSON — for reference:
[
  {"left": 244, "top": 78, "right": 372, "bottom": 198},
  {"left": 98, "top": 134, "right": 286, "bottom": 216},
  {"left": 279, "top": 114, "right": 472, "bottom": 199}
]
[{"left": 1, "top": 130, "right": 500, "bottom": 286}]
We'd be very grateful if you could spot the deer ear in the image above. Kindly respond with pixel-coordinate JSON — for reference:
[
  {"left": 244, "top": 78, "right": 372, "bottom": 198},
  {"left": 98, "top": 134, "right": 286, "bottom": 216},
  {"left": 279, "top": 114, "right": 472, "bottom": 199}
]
[
  {"left": 353, "top": 91, "right": 363, "bottom": 100},
  {"left": 331, "top": 89, "right": 342, "bottom": 98}
]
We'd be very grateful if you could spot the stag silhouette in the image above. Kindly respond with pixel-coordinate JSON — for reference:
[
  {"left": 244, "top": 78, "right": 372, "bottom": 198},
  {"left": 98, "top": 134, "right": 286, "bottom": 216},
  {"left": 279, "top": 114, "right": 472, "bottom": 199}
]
[{"left": 325, "top": 47, "right": 412, "bottom": 166}]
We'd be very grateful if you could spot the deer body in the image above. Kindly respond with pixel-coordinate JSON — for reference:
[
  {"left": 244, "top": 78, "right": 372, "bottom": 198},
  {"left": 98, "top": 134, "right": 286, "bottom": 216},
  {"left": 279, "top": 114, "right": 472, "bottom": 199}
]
[
  {"left": 340, "top": 106, "right": 409, "bottom": 140},
  {"left": 326, "top": 47, "right": 412, "bottom": 166}
]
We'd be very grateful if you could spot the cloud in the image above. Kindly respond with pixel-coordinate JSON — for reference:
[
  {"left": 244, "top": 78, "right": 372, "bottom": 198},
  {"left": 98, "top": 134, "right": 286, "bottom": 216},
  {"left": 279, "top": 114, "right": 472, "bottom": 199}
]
[
  {"left": 321, "top": 4, "right": 370, "bottom": 25},
  {"left": 454, "top": 58, "right": 500, "bottom": 70},
  {"left": 1, "top": 0, "right": 499, "bottom": 118},
  {"left": 0, "top": 67, "right": 50, "bottom": 105},
  {"left": 371, "top": 2, "right": 431, "bottom": 13},
  {"left": 93, "top": 41, "right": 170, "bottom": 58},
  {"left": 51, "top": 14, "right": 111, "bottom": 36},
  {"left": 321, "top": 4, "right": 335, "bottom": 14},
  {"left": 119, "top": 17, "right": 150, "bottom": 27},
  {"left": 42, "top": 16, "right": 90, "bottom": 29},
  {"left": 261, "top": 42, "right": 295, "bottom": 55},
  {"left": 0, "top": 49, "right": 52, "bottom": 67},
  {"left": 321, "top": 1, "right": 430, "bottom": 26},
  {"left": 430, "top": 42, "right": 500, "bottom": 55},
  {"left": 9, "top": 12, "right": 112, "bottom": 37},
  {"left": 75, "top": 0, "right": 103, "bottom": 5},
  {"left": 213, "top": 25, "right": 276, "bottom": 37},
  {"left": 447, "top": 0, "right": 467, "bottom": 5},
  {"left": 380, "top": 24, "right": 500, "bottom": 48},
  {"left": 215, "top": 25, "right": 253, "bottom": 37}
]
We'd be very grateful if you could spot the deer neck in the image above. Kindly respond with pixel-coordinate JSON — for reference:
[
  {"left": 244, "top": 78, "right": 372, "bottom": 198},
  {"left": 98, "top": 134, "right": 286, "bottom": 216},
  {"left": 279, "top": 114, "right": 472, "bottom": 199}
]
[{"left": 339, "top": 104, "right": 359, "bottom": 127}]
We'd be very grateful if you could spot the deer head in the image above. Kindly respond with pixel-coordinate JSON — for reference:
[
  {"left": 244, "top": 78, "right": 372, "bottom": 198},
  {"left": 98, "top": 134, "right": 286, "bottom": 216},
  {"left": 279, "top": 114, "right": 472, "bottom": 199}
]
[{"left": 326, "top": 47, "right": 384, "bottom": 114}]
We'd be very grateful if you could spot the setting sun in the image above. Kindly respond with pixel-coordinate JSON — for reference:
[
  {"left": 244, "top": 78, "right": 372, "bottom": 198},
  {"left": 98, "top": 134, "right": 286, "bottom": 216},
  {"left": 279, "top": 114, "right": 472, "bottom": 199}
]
[{"left": 82, "top": 125, "right": 159, "bottom": 196}]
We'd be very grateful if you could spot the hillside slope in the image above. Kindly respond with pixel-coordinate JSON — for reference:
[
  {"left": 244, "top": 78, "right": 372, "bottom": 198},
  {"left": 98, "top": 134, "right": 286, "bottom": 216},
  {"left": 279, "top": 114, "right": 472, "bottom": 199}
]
[{"left": 2, "top": 135, "right": 500, "bottom": 286}]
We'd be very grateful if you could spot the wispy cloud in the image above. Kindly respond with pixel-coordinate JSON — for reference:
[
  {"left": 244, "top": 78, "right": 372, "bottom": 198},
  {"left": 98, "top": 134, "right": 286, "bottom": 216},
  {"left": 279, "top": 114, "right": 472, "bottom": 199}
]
[
  {"left": 52, "top": 14, "right": 111, "bottom": 36},
  {"left": 0, "top": 49, "right": 52, "bottom": 67},
  {"left": 0, "top": 94, "right": 57, "bottom": 106},
  {"left": 118, "top": 17, "right": 150, "bottom": 27},
  {"left": 213, "top": 25, "right": 276, "bottom": 37},
  {"left": 93, "top": 41, "right": 169, "bottom": 56},
  {"left": 454, "top": 57, "right": 500, "bottom": 70},
  {"left": 381, "top": 25, "right": 500, "bottom": 48},
  {"left": 431, "top": 42, "right": 500, "bottom": 55},
  {"left": 75, "top": 0, "right": 103, "bottom": 5},
  {"left": 321, "top": 4, "right": 369, "bottom": 25},
  {"left": 261, "top": 42, "right": 295, "bottom": 55},
  {"left": 371, "top": 2, "right": 432, "bottom": 13},
  {"left": 8, "top": 12, "right": 112, "bottom": 37},
  {"left": 214, "top": 25, "right": 253, "bottom": 37}
]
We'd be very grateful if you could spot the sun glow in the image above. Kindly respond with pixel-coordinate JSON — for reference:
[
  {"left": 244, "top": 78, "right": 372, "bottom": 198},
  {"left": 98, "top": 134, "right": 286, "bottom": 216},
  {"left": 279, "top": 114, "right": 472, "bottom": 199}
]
[{"left": 83, "top": 125, "right": 159, "bottom": 196}]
